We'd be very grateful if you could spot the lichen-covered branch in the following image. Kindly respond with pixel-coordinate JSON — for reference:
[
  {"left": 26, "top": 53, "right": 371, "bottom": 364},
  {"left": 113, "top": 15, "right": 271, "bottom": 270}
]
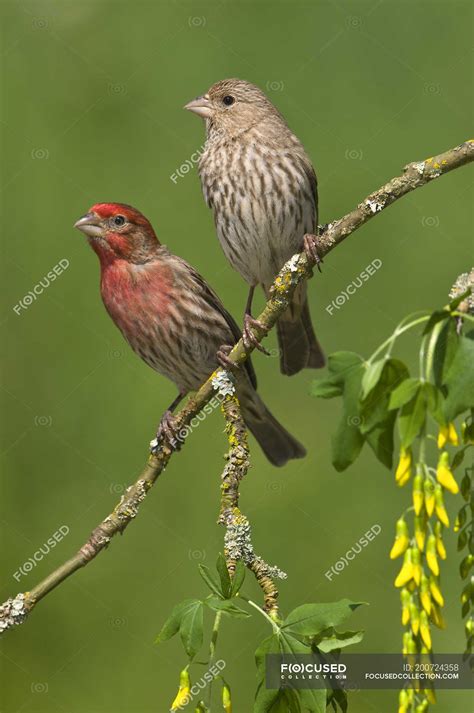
[
  {"left": 1, "top": 139, "right": 472, "bottom": 634},
  {"left": 217, "top": 381, "right": 285, "bottom": 618}
]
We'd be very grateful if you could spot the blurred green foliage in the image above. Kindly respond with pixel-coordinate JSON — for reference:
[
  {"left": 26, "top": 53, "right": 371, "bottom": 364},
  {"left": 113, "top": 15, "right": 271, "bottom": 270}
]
[{"left": 1, "top": 0, "right": 472, "bottom": 711}]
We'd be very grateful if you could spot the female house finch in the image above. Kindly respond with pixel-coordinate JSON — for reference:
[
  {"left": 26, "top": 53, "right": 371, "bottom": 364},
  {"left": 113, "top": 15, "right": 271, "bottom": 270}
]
[
  {"left": 185, "top": 78, "right": 325, "bottom": 376},
  {"left": 74, "top": 202, "right": 305, "bottom": 467}
]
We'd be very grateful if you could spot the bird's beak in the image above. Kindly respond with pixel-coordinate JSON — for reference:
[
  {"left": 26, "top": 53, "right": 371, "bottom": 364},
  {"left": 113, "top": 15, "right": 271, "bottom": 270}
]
[
  {"left": 74, "top": 212, "right": 103, "bottom": 238},
  {"left": 184, "top": 94, "right": 212, "bottom": 118}
]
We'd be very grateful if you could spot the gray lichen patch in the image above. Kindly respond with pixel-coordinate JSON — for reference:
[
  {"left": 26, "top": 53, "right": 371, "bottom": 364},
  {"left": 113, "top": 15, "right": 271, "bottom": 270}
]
[{"left": 0, "top": 593, "right": 28, "bottom": 634}]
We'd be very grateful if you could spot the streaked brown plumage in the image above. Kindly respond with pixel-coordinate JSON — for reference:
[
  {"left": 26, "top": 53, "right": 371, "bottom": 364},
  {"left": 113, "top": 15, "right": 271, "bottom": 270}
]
[
  {"left": 185, "top": 78, "right": 325, "bottom": 376},
  {"left": 74, "top": 202, "right": 305, "bottom": 467}
]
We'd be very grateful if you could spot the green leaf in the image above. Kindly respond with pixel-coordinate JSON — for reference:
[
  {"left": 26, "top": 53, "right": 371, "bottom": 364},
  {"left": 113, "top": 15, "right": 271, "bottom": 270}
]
[
  {"left": 398, "top": 386, "right": 427, "bottom": 448},
  {"left": 332, "top": 360, "right": 366, "bottom": 471},
  {"left": 205, "top": 596, "right": 250, "bottom": 617},
  {"left": 424, "top": 382, "right": 445, "bottom": 425},
  {"left": 230, "top": 559, "right": 246, "bottom": 597},
  {"left": 443, "top": 332, "right": 474, "bottom": 421},
  {"left": 433, "top": 319, "right": 459, "bottom": 387},
  {"left": 328, "top": 351, "right": 365, "bottom": 375},
  {"left": 360, "top": 359, "right": 409, "bottom": 434},
  {"left": 316, "top": 629, "right": 364, "bottom": 653},
  {"left": 216, "top": 553, "right": 232, "bottom": 598},
  {"left": 422, "top": 309, "right": 450, "bottom": 335},
  {"left": 310, "top": 378, "right": 343, "bottom": 399},
  {"left": 389, "top": 377, "right": 421, "bottom": 410},
  {"left": 329, "top": 688, "right": 348, "bottom": 713},
  {"left": 283, "top": 600, "right": 365, "bottom": 637},
  {"left": 198, "top": 564, "right": 223, "bottom": 597},
  {"left": 179, "top": 599, "right": 204, "bottom": 659},
  {"left": 366, "top": 418, "right": 396, "bottom": 469},
  {"left": 155, "top": 598, "right": 199, "bottom": 644},
  {"left": 360, "top": 358, "right": 385, "bottom": 399}
]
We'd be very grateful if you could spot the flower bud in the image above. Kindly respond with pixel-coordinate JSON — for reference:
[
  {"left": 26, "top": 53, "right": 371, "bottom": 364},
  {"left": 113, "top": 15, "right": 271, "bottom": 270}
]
[
  {"left": 429, "top": 576, "right": 445, "bottom": 607},
  {"left": 390, "top": 517, "right": 410, "bottom": 559},
  {"left": 396, "top": 447, "right": 412, "bottom": 486},
  {"left": 409, "top": 601, "right": 420, "bottom": 635},
  {"left": 430, "top": 602, "right": 446, "bottom": 629},
  {"left": 435, "top": 484, "right": 449, "bottom": 527},
  {"left": 414, "top": 513, "right": 427, "bottom": 551},
  {"left": 434, "top": 521, "right": 447, "bottom": 559},
  {"left": 426, "top": 534, "right": 440, "bottom": 576},
  {"left": 437, "top": 422, "right": 459, "bottom": 448},
  {"left": 423, "top": 478, "right": 435, "bottom": 516},
  {"left": 171, "top": 668, "right": 191, "bottom": 711},
  {"left": 395, "top": 548, "right": 415, "bottom": 587},
  {"left": 420, "top": 574, "right": 431, "bottom": 614},
  {"left": 436, "top": 451, "right": 459, "bottom": 494},
  {"left": 411, "top": 547, "right": 422, "bottom": 585},
  {"left": 401, "top": 588, "right": 411, "bottom": 625},
  {"left": 222, "top": 683, "right": 232, "bottom": 713},
  {"left": 420, "top": 610, "right": 432, "bottom": 650},
  {"left": 413, "top": 470, "right": 424, "bottom": 514}
]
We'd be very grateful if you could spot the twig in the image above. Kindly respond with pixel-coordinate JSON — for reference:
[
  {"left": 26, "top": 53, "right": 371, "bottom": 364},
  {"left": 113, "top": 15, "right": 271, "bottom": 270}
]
[
  {"left": 1, "top": 140, "right": 472, "bottom": 634},
  {"left": 218, "top": 383, "right": 286, "bottom": 619}
]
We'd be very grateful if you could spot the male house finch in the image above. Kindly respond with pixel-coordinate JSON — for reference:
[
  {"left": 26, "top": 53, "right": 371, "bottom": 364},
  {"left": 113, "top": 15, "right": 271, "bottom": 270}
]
[
  {"left": 74, "top": 202, "right": 305, "bottom": 466},
  {"left": 185, "top": 78, "right": 325, "bottom": 376}
]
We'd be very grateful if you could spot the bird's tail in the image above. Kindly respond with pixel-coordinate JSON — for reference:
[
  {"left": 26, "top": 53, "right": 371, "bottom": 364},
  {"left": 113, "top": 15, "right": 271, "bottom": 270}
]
[
  {"left": 237, "top": 382, "right": 306, "bottom": 467},
  {"left": 267, "top": 281, "right": 325, "bottom": 376}
]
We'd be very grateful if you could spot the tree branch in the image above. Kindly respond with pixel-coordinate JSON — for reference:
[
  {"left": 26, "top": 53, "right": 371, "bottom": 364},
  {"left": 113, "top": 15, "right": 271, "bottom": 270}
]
[{"left": 1, "top": 139, "right": 472, "bottom": 634}]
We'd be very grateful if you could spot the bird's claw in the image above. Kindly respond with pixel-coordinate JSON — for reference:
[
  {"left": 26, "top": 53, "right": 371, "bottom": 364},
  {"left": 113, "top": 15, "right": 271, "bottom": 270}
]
[
  {"left": 242, "top": 314, "right": 270, "bottom": 355},
  {"left": 303, "top": 233, "right": 323, "bottom": 272},
  {"left": 217, "top": 344, "right": 239, "bottom": 372},
  {"left": 155, "top": 410, "right": 182, "bottom": 450}
]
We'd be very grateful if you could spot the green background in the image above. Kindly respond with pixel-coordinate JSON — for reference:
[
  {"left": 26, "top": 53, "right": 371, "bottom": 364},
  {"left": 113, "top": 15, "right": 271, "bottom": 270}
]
[{"left": 1, "top": 0, "right": 472, "bottom": 711}]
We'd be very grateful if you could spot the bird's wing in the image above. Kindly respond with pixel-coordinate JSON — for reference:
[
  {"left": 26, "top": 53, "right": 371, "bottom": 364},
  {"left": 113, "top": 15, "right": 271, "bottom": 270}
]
[{"left": 187, "top": 266, "right": 258, "bottom": 390}]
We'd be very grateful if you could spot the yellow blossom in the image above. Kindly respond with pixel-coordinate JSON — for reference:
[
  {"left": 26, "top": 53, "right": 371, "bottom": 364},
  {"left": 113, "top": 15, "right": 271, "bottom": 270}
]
[
  {"left": 409, "top": 601, "right": 420, "bottom": 635},
  {"left": 222, "top": 683, "right": 232, "bottom": 713},
  {"left": 424, "top": 478, "right": 435, "bottom": 516},
  {"left": 436, "top": 451, "right": 459, "bottom": 494},
  {"left": 435, "top": 485, "right": 450, "bottom": 526},
  {"left": 420, "top": 574, "right": 431, "bottom": 614},
  {"left": 401, "top": 588, "right": 411, "bottom": 625},
  {"left": 395, "top": 548, "right": 414, "bottom": 587},
  {"left": 420, "top": 610, "right": 432, "bottom": 649},
  {"left": 414, "top": 514, "right": 426, "bottom": 551},
  {"left": 396, "top": 447, "right": 412, "bottom": 486},
  {"left": 171, "top": 669, "right": 191, "bottom": 712},
  {"left": 390, "top": 517, "right": 410, "bottom": 559},
  {"left": 411, "top": 547, "right": 422, "bottom": 585},
  {"left": 426, "top": 534, "right": 440, "bottom": 576},
  {"left": 429, "top": 576, "right": 444, "bottom": 607},
  {"left": 434, "top": 521, "right": 447, "bottom": 559},
  {"left": 437, "top": 422, "right": 459, "bottom": 448},
  {"left": 413, "top": 471, "right": 424, "bottom": 514}
]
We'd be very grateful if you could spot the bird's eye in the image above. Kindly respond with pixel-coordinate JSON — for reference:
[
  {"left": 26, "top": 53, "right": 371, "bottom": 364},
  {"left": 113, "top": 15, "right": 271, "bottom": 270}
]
[
  {"left": 222, "top": 95, "right": 235, "bottom": 106},
  {"left": 113, "top": 215, "right": 126, "bottom": 227}
]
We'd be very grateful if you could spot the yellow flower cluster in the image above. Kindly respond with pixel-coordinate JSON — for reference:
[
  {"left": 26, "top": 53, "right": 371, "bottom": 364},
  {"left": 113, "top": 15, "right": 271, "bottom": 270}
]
[{"left": 392, "top": 423, "right": 461, "bottom": 711}]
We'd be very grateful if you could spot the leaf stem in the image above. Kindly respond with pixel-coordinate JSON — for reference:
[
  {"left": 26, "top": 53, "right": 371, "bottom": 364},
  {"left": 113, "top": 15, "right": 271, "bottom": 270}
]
[
  {"left": 368, "top": 314, "right": 430, "bottom": 364},
  {"left": 205, "top": 610, "right": 223, "bottom": 710},
  {"left": 239, "top": 595, "right": 281, "bottom": 633}
]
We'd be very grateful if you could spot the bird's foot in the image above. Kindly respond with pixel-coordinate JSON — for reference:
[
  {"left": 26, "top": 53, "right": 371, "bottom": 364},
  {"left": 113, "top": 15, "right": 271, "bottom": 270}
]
[
  {"left": 303, "top": 233, "right": 323, "bottom": 272},
  {"left": 154, "top": 410, "right": 182, "bottom": 450},
  {"left": 242, "top": 314, "right": 271, "bottom": 354},
  {"left": 216, "top": 344, "right": 240, "bottom": 372}
]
